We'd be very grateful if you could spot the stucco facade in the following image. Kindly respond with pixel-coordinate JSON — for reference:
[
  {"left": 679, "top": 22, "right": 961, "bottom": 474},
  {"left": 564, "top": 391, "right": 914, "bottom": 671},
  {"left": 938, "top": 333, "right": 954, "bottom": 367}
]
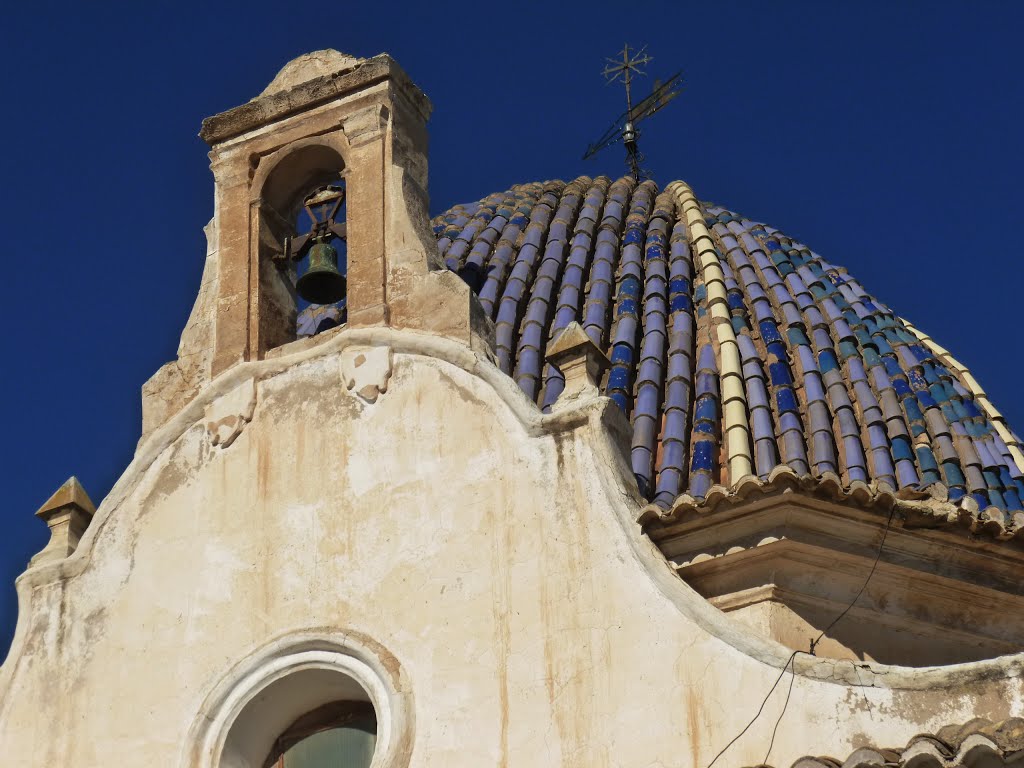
[{"left": 2, "top": 50, "right": 1022, "bottom": 768}]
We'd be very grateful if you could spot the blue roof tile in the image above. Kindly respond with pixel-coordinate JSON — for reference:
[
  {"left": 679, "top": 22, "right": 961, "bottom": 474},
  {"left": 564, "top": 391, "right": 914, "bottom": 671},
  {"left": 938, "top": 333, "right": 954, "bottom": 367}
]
[{"left": 430, "top": 176, "right": 1024, "bottom": 514}]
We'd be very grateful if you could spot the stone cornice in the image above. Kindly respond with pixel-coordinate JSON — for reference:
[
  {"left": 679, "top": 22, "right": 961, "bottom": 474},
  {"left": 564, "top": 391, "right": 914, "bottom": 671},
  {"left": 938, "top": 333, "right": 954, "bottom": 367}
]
[
  {"left": 638, "top": 465, "right": 1024, "bottom": 546},
  {"left": 199, "top": 54, "right": 431, "bottom": 146}
]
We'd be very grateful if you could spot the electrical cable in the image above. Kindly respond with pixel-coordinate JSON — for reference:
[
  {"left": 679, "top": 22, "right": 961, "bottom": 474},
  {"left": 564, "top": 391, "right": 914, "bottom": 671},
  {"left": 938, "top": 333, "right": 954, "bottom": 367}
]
[
  {"left": 705, "top": 650, "right": 800, "bottom": 768},
  {"left": 703, "top": 505, "right": 898, "bottom": 768},
  {"left": 808, "top": 506, "right": 896, "bottom": 656},
  {"left": 762, "top": 652, "right": 797, "bottom": 766}
]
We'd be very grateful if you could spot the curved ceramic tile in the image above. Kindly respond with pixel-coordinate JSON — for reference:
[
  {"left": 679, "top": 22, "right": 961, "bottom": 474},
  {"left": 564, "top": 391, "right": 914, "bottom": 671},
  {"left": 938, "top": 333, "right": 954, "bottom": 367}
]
[{"left": 427, "top": 175, "right": 1024, "bottom": 520}]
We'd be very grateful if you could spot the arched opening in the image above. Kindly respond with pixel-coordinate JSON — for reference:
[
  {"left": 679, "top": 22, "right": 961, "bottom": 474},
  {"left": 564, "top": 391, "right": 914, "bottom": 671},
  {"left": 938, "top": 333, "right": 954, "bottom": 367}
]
[
  {"left": 186, "top": 637, "right": 408, "bottom": 768},
  {"left": 218, "top": 664, "right": 381, "bottom": 768},
  {"left": 255, "top": 144, "right": 348, "bottom": 354}
]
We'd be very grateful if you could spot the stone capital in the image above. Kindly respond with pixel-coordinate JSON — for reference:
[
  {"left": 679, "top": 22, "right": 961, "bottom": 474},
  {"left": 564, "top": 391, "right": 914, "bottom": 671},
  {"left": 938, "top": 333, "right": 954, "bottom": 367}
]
[{"left": 341, "top": 103, "right": 389, "bottom": 147}]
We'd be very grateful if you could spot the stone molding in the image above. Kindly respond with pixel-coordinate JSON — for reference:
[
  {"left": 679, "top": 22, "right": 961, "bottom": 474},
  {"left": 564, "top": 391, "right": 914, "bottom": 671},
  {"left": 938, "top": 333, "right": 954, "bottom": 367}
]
[
  {"left": 646, "top": 477, "right": 1024, "bottom": 587},
  {"left": 341, "top": 103, "right": 388, "bottom": 147},
  {"left": 181, "top": 629, "right": 413, "bottom": 768},
  {"left": 7, "top": 324, "right": 1024, "bottom": 693},
  {"left": 638, "top": 464, "right": 1024, "bottom": 545},
  {"left": 681, "top": 531, "right": 1024, "bottom": 664},
  {"left": 199, "top": 55, "right": 430, "bottom": 145}
]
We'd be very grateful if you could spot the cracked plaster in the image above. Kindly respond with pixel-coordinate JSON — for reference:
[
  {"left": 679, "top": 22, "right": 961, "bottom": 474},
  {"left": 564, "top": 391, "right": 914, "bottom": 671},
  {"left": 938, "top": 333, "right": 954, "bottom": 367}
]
[{"left": 4, "top": 327, "right": 1016, "bottom": 766}]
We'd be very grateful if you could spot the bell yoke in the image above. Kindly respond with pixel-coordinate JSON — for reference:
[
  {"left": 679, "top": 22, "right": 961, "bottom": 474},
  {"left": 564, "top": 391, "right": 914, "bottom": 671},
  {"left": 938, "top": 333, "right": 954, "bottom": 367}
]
[{"left": 280, "top": 183, "right": 348, "bottom": 307}]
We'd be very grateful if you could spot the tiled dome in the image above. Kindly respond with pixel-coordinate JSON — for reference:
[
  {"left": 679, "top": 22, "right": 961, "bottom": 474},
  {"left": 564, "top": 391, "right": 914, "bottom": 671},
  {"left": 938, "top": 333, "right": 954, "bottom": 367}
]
[{"left": 432, "top": 176, "right": 1024, "bottom": 517}]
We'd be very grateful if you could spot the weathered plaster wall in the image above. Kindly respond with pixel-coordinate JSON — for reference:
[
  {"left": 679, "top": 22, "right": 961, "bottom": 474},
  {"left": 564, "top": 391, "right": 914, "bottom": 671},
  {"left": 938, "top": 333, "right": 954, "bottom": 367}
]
[{"left": 1, "top": 328, "right": 1021, "bottom": 767}]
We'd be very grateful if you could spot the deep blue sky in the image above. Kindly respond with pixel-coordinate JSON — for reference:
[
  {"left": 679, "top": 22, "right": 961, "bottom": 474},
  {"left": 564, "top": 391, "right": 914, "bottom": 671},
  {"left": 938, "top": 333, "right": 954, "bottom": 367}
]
[{"left": 1, "top": 2, "right": 1022, "bottom": 657}]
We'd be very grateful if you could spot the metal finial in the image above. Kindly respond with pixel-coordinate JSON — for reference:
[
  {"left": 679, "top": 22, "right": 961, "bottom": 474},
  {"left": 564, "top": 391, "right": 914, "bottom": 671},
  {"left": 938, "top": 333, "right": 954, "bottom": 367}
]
[
  {"left": 583, "top": 45, "right": 683, "bottom": 181},
  {"left": 602, "top": 44, "right": 652, "bottom": 112}
]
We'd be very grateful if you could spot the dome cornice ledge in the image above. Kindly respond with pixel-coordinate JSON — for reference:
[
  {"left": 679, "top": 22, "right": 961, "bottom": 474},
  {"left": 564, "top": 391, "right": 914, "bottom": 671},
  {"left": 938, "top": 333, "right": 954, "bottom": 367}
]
[
  {"left": 638, "top": 465, "right": 1024, "bottom": 545},
  {"left": 595, "top": 399, "right": 1024, "bottom": 689}
]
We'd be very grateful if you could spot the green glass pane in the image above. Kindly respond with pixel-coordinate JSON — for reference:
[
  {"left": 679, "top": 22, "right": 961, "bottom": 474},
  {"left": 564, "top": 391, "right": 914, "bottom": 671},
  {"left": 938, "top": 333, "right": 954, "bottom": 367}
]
[{"left": 282, "top": 725, "right": 376, "bottom": 768}]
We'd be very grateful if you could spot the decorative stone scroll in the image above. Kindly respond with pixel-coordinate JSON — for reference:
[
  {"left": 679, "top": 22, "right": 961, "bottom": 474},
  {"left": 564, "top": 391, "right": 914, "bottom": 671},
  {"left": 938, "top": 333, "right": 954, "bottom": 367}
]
[
  {"left": 204, "top": 378, "right": 257, "bottom": 448},
  {"left": 341, "top": 345, "right": 393, "bottom": 404}
]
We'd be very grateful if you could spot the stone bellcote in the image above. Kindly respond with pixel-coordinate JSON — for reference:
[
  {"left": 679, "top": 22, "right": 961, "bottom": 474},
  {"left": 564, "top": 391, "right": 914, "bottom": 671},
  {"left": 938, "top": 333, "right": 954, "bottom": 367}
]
[
  {"left": 141, "top": 50, "right": 491, "bottom": 442},
  {"left": 200, "top": 49, "right": 490, "bottom": 371}
]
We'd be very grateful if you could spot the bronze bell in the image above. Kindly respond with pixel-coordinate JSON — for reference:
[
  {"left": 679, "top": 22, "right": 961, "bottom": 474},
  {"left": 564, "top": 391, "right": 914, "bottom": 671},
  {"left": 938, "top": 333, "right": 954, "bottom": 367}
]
[{"left": 296, "top": 241, "right": 346, "bottom": 305}]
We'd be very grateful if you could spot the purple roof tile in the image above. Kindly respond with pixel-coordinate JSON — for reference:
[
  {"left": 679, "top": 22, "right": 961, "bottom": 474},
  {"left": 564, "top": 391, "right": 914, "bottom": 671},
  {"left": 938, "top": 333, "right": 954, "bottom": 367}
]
[{"left": 429, "top": 176, "right": 1023, "bottom": 512}]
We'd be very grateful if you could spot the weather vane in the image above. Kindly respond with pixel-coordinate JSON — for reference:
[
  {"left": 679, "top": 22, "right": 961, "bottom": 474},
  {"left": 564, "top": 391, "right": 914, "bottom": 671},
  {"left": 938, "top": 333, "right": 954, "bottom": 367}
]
[{"left": 583, "top": 44, "right": 683, "bottom": 181}]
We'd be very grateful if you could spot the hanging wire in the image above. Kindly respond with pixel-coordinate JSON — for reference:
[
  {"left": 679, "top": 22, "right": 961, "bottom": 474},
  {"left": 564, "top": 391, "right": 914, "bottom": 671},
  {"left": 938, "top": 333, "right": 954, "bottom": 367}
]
[
  {"left": 705, "top": 650, "right": 800, "bottom": 768},
  {"left": 761, "top": 653, "right": 798, "bottom": 766},
  {"left": 808, "top": 506, "right": 897, "bottom": 656},
  {"left": 704, "top": 506, "right": 899, "bottom": 768}
]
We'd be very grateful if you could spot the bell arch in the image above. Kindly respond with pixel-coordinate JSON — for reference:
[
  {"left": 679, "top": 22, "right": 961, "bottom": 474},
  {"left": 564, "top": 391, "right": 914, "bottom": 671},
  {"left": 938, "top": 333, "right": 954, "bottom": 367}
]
[
  {"left": 184, "top": 632, "right": 412, "bottom": 768},
  {"left": 191, "top": 51, "right": 486, "bottom": 393},
  {"left": 251, "top": 140, "right": 350, "bottom": 353},
  {"left": 256, "top": 140, "right": 349, "bottom": 220}
]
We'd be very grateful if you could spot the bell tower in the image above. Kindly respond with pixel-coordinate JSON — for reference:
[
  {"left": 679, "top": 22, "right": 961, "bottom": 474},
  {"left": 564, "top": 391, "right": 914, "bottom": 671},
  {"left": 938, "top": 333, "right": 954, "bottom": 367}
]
[{"left": 141, "top": 50, "right": 492, "bottom": 442}]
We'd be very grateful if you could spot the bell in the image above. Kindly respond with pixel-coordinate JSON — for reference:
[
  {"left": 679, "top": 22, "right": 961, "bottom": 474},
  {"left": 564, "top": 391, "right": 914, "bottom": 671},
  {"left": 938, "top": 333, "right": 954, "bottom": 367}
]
[{"left": 296, "top": 241, "right": 346, "bottom": 305}]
